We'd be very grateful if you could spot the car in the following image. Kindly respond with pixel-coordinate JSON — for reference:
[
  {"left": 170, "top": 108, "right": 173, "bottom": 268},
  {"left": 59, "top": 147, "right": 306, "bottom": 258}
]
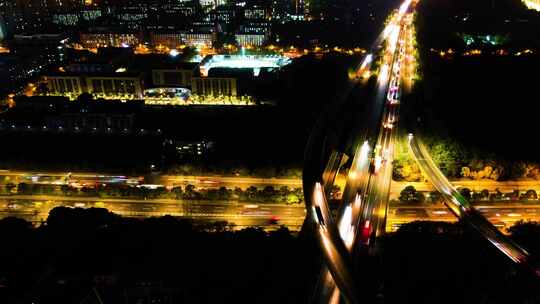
[
  {"left": 313, "top": 206, "right": 326, "bottom": 227},
  {"left": 382, "top": 148, "right": 391, "bottom": 160},
  {"left": 374, "top": 155, "right": 383, "bottom": 173},
  {"left": 359, "top": 220, "right": 372, "bottom": 245},
  {"left": 268, "top": 215, "right": 280, "bottom": 225}
]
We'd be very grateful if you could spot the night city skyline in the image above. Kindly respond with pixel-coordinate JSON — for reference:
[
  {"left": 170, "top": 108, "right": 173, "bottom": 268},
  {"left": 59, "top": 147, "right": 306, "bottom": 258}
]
[{"left": 1, "top": 0, "right": 540, "bottom": 303}]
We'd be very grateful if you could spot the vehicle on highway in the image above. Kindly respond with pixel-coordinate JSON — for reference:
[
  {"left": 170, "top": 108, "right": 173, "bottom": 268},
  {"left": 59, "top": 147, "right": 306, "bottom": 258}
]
[
  {"left": 268, "top": 215, "right": 280, "bottom": 225},
  {"left": 387, "top": 91, "right": 400, "bottom": 105},
  {"left": 313, "top": 206, "right": 326, "bottom": 228},
  {"left": 359, "top": 220, "right": 372, "bottom": 246},
  {"left": 370, "top": 145, "right": 385, "bottom": 174}
]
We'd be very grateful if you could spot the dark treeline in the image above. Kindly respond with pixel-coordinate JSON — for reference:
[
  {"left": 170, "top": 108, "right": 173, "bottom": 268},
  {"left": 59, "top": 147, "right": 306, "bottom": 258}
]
[
  {"left": 0, "top": 181, "right": 305, "bottom": 204},
  {"left": 1, "top": 208, "right": 540, "bottom": 303},
  {"left": 0, "top": 208, "right": 320, "bottom": 303}
]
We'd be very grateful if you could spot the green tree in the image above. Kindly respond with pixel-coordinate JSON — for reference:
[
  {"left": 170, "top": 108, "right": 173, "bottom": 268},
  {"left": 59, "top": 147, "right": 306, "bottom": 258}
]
[
  {"left": 233, "top": 187, "right": 243, "bottom": 200},
  {"left": 523, "top": 189, "right": 538, "bottom": 200},
  {"left": 218, "top": 187, "right": 230, "bottom": 200},
  {"left": 172, "top": 186, "right": 183, "bottom": 199},
  {"left": 181, "top": 47, "right": 198, "bottom": 61},
  {"left": 246, "top": 186, "right": 258, "bottom": 200},
  {"left": 428, "top": 191, "right": 442, "bottom": 204},
  {"left": 5, "top": 182, "right": 16, "bottom": 194},
  {"left": 17, "top": 183, "right": 32, "bottom": 195},
  {"left": 400, "top": 186, "right": 418, "bottom": 202},
  {"left": 286, "top": 193, "right": 300, "bottom": 204},
  {"left": 262, "top": 186, "right": 276, "bottom": 201},
  {"left": 278, "top": 186, "right": 290, "bottom": 197},
  {"left": 183, "top": 184, "right": 196, "bottom": 199},
  {"left": 480, "top": 189, "right": 490, "bottom": 200},
  {"left": 489, "top": 188, "right": 503, "bottom": 201},
  {"left": 60, "top": 184, "right": 71, "bottom": 196}
]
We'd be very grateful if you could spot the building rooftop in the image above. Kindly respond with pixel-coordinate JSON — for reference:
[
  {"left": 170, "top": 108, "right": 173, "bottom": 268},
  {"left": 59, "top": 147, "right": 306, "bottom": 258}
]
[{"left": 199, "top": 54, "right": 291, "bottom": 76}]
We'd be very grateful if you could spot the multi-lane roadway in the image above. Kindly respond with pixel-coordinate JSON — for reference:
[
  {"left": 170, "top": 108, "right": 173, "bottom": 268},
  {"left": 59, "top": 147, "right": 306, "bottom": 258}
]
[
  {"left": 307, "top": 1, "right": 415, "bottom": 302},
  {"left": 3, "top": 193, "right": 540, "bottom": 232},
  {"left": 408, "top": 134, "right": 537, "bottom": 272},
  {"left": 4, "top": 170, "right": 540, "bottom": 201},
  {"left": 0, "top": 195, "right": 306, "bottom": 230}
]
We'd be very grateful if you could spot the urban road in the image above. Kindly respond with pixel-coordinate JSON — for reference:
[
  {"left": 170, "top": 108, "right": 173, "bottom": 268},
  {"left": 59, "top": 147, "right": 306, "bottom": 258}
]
[
  {"left": 2, "top": 170, "right": 540, "bottom": 231},
  {"left": 3, "top": 170, "right": 540, "bottom": 195},
  {"left": 2, "top": 194, "right": 540, "bottom": 232}
]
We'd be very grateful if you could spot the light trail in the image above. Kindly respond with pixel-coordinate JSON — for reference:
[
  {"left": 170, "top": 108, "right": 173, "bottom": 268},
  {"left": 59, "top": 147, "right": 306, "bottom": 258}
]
[{"left": 408, "top": 135, "right": 532, "bottom": 267}]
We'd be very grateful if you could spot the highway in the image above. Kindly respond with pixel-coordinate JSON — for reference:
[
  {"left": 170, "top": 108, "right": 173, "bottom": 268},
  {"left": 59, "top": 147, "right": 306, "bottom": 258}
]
[
  {"left": 3, "top": 193, "right": 540, "bottom": 233},
  {"left": 408, "top": 135, "right": 535, "bottom": 269},
  {"left": 0, "top": 195, "right": 306, "bottom": 231},
  {"left": 355, "top": 9, "right": 412, "bottom": 253},
  {"left": 390, "top": 180, "right": 540, "bottom": 198},
  {"left": 4, "top": 170, "right": 540, "bottom": 199},
  {"left": 387, "top": 203, "right": 540, "bottom": 232},
  {"left": 308, "top": 1, "right": 415, "bottom": 302}
]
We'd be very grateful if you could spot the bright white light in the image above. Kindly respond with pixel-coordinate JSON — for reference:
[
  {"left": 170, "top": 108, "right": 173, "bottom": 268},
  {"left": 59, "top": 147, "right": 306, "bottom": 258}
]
[
  {"left": 374, "top": 155, "right": 383, "bottom": 172},
  {"left": 387, "top": 25, "right": 400, "bottom": 54},
  {"left": 354, "top": 194, "right": 362, "bottom": 209},
  {"left": 169, "top": 49, "right": 180, "bottom": 57},
  {"left": 359, "top": 54, "right": 373, "bottom": 70},
  {"left": 524, "top": 0, "right": 540, "bottom": 11},
  {"left": 338, "top": 206, "right": 355, "bottom": 249},
  {"left": 121, "top": 43, "right": 129, "bottom": 48},
  {"left": 314, "top": 182, "right": 325, "bottom": 207},
  {"left": 379, "top": 64, "right": 390, "bottom": 83},
  {"left": 357, "top": 141, "right": 370, "bottom": 169},
  {"left": 398, "top": 0, "right": 413, "bottom": 19},
  {"left": 432, "top": 211, "right": 447, "bottom": 215},
  {"left": 338, "top": 206, "right": 352, "bottom": 240},
  {"left": 382, "top": 24, "right": 393, "bottom": 40}
]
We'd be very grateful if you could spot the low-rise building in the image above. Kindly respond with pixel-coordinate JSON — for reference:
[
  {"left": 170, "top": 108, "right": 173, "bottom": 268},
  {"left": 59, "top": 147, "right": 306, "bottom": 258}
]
[
  {"left": 86, "top": 73, "right": 144, "bottom": 99},
  {"left": 43, "top": 72, "right": 144, "bottom": 100},
  {"left": 191, "top": 77, "right": 237, "bottom": 96},
  {"left": 152, "top": 67, "right": 197, "bottom": 87}
]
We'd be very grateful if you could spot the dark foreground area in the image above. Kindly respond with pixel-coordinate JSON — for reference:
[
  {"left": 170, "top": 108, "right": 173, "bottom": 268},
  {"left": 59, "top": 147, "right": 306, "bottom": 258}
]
[{"left": 1, "top": 207, "right": 540, "bottom": 303}]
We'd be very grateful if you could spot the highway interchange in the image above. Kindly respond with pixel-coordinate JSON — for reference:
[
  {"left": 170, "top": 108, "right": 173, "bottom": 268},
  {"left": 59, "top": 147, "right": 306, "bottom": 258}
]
[
  {"left": 302, "top": 0, "right": 540, "bottom": 301},
  {"left": 2, "top": 0, "right": 540, "bottom": 301}
]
